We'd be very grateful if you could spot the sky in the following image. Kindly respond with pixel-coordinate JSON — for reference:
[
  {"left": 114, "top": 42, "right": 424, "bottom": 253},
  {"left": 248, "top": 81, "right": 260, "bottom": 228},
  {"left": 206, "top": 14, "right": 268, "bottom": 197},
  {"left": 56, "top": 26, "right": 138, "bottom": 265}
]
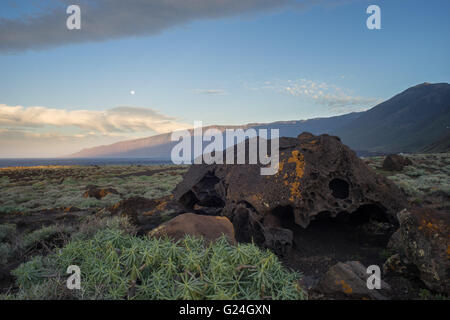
[{"left": 0, "top": 0, "right": 449, "bottom": 157}]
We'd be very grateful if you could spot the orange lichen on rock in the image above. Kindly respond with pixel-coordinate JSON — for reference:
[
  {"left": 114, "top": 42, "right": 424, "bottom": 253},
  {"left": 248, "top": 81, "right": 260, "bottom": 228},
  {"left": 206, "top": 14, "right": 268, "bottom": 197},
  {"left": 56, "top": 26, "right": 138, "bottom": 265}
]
[
  {"left": 288, "top": 150, "right": 305, "bottom": 178},
  {"left": 143, "top": 200, "right": 168, "bottom": 216},
  {"left": 278, "top": 160, "right": 284, "bottom": 173},
  {"left": 418, "top": 215, "right": 445, "bottom": 236},
  {"left": 274, "top": 150, "right": 306, "bottom": 201},
  {"left": 335, "top": 279, "right": 353, "bottom": 294},
  {"left": 286, "top": 150, "right": 305, "bottom": 201}
]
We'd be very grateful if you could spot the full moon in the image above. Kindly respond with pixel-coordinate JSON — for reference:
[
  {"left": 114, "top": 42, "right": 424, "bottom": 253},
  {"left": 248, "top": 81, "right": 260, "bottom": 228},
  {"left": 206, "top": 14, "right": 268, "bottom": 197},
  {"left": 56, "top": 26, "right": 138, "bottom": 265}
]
[{"left": 130, "top": 90, "right": 135, "bottom": 95}]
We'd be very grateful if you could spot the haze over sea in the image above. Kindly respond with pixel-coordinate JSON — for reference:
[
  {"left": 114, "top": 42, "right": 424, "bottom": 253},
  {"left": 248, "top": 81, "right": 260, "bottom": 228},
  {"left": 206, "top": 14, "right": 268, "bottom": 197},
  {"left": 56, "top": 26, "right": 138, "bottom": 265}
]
[{"left": 0, "top": 158, "right": 171, "bottom": 168}]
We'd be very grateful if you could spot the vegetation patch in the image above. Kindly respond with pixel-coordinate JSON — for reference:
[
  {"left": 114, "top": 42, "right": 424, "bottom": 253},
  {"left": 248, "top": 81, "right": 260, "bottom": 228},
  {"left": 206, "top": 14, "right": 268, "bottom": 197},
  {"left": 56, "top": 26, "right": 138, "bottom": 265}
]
[
  {"left": 5, "top": 222, "right": 306, "bottom": 300},
  {"left": 0, "top": 165, "right": 188, "bottom": 214}
]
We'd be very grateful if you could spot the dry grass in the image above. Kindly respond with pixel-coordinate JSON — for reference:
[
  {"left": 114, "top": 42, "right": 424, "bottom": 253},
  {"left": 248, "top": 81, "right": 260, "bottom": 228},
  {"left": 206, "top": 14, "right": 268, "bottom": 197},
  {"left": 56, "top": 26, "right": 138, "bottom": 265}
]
[
  {"left": 0, "top": 165, "right": 188, "bottom": 214},
  {"left": 363, "top": 153, "right": 450, "bottom": 208}
]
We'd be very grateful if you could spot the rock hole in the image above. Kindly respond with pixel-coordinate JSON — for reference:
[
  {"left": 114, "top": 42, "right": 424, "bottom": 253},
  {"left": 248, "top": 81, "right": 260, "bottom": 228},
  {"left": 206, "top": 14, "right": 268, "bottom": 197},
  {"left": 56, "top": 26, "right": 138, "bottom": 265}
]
[
  {"left": 329, "top": 178, "right": 349, "bottom": 199},
  {"left": 267, "top": 204, "right": 395, "bottom": 280},
  {"left": 232, "top": 203, "right": 265, "bottom": 245}
]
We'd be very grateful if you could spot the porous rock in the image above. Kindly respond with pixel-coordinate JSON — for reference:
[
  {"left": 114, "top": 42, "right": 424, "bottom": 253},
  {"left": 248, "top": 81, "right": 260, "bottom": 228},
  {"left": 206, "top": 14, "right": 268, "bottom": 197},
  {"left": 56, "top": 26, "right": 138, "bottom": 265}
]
[
  {"left": 387, "top": 208, "right": 449, "bottom": 294},
  {"left": 173, "top": 133, "right": 408, "bottom": 250}
]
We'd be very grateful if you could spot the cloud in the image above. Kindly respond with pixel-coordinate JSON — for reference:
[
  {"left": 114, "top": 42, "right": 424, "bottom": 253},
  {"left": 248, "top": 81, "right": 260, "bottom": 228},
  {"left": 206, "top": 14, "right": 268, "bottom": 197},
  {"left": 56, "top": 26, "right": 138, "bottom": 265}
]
[
  {"left": 0, "top": 0, "right": 287, "bottom": 52},
  {"left": 0, "top": 0, "right": 349, "bottom": 53},
  {"left": 0, "top": 104, "right": 189, "bottom": 134},
  {"left": 193, "top": 89, "right": 227, "bottom": 95},
  {"left": 0, "top": 128, "right": 123, "bottom": 157},
  {"left": 0, "top": 104, "right": 190, "bottom": 157},
  {"left": 258, "top": 78, "right": 381, "bottom": 112}
]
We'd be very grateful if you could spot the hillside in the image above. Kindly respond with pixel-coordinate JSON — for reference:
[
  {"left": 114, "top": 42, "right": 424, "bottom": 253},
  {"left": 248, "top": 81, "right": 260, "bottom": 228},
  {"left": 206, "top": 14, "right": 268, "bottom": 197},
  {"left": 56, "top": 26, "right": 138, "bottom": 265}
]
[
  {"left": 333, "top": 83, "right": 450, "bottom": 153},
  {"left": 67, "top": 115, "right": 362, "bottom": 158}
]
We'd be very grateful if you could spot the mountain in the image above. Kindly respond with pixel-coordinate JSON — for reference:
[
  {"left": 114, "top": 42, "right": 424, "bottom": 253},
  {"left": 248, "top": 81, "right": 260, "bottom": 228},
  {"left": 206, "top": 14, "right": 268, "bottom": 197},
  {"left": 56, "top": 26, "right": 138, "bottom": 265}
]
[
  {"left": 67, "top": 125, "right": 258, "bottom": 159},
  {"left": 420, "top": 131, "right": 450, "bottom": 153},
  {"left": 332, "top": 82, "right": 450, "bottom": 154},
  {"left": 66, "top": 114, "right": 362, "bottom": 158},
  {"left": 67, "top": 83, "right": 450, "bottom": 159}
]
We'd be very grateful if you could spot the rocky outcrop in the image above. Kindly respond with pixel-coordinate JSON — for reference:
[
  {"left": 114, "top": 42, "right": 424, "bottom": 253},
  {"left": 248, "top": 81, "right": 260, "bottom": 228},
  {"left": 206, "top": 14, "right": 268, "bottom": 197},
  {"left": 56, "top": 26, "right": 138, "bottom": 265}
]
[
  {"left": 148, "top": 213, "right": 236, "bottom": 243},
  {"left": 174, "top": 133, "right": 408, "bottom": 252},
  {"left": 382, "top": 154, "right": 412, "bottom": 171},
  {"left": 83, "top": 185, "right": 118, "bottom": 200},
  {"left": 108, "top": 196, "right": 185, "bottom": 229},
  {"left": 314, "top": 261, "right": 391, "bottom": 300},
  {"left": 386, "top": 208, "right": 449, "bottom": 294}
]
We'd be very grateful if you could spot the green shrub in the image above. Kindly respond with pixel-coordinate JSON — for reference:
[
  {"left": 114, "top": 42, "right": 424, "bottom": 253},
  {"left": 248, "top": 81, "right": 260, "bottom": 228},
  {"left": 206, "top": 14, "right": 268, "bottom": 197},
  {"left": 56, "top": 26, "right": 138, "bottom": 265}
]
[
  {"left": 10, "top": 228, "right": 306, "bottom": 300},
  {"left": 11, "top": 255, "right": 49, "bottom": 289},
  {"left": 0, "top": 205, "right": 26, "bottom": 214},
  {"left": 20, "top": 225, "right": 69, "bottom": 251},
  {"left": 71, "top": 216, "right": 136, "bottom": 241},
  {"left": 0, "top": 223, "right": 16, "bottom": 242}
]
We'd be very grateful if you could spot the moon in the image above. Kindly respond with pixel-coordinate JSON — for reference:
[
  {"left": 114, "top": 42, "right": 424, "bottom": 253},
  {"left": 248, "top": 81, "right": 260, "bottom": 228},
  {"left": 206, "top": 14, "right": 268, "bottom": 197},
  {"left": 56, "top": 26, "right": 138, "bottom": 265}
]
[{"left": 130, "top": 90, "right": 135, "bottom": 95}]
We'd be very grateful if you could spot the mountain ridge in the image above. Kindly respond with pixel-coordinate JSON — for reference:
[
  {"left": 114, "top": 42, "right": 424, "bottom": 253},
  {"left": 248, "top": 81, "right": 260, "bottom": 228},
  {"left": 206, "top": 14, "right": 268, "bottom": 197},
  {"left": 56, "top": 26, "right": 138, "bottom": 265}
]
[{"left": 66, "top": 82, "right": 450, "bottom": 159}]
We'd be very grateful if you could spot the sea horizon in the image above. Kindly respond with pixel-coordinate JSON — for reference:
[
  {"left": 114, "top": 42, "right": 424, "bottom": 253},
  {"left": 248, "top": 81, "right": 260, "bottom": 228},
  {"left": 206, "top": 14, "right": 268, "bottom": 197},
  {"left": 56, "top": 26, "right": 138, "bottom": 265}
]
[{"left": 0, "top": 157, "right": 173, "bottom": 168}]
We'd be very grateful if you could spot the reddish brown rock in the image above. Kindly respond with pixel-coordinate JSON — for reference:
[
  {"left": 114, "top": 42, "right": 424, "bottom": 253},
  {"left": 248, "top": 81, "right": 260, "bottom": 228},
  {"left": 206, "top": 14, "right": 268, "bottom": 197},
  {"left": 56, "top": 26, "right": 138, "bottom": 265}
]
[
  {"left": 173, "top": 133, "right": 408, "bottom": 251},
  {"left": 83, "top": 185, "right": 118, "bottom": 199},
  {"left": 387, "top": 208, "right": 450, "bottom": 294},
  {"left": 382, "top": 154, "right": 412, "bottom": 171},
  {"left": 148, "top": 213, "right": 236, "bottom": 243}
]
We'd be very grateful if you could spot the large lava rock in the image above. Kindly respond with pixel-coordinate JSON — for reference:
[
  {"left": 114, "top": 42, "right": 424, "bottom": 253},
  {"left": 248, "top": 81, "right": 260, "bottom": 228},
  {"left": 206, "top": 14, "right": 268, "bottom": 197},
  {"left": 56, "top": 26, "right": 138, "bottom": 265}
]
[
  {"left": 387, "top": 208, "right": 450, "bottom": 294},
  {"left": 173, "top": 133, "right": 407, "bottom": 251}
]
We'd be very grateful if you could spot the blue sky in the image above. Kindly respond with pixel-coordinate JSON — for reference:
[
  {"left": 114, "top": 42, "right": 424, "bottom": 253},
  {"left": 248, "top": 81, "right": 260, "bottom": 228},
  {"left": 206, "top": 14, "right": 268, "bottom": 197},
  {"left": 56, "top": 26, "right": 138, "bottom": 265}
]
[{"left": 0, "top": 0, "right": 449, "bottom": 156}]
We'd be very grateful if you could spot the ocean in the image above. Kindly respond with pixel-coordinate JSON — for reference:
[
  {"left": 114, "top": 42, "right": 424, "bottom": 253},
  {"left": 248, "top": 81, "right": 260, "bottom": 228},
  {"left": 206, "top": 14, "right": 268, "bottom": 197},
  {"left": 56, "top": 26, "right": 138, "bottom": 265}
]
[{"left": 0, "top": 158, "right": 173, "bottom": 168}]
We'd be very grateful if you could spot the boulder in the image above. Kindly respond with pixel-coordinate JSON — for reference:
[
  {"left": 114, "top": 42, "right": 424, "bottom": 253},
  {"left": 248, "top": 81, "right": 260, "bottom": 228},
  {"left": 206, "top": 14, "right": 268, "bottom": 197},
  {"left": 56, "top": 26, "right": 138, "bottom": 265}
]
[
  {"left": 83, "top": 185, "right": 118, "bottom": 200},
  {"left": 314, "top": 261, "right": 391, "bottom": 300},
  {"left": 173, "top": 133, "right": 407, "bottom": 250},
  {"left": 148, "top": 213, "right": 236, "bottom": 243},
  {"left": 382, "top": 154, "right": 412, "bottom": 171},
  {"left": 387, "top": 208, "right": 449, "bottom": 294}
]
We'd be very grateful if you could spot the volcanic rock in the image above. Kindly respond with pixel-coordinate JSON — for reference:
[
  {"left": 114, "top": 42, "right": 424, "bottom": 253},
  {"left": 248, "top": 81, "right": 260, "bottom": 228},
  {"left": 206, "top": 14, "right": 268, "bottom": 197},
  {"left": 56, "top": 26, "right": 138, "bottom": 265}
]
[
  {"left": 108, "top": 195, "right": 185, "bottom": 229},
  {"left": 387, "top": 208, "right": 450, "bottom": 294},
  {"left": 83, "top": 185, "right": 118, "bottom": 200},
  {"left": 314, "top": 261, "right": 391, "bottom": 300},
  {"left": 148, "top": 213, "right": 236, "bottom": 243},
  {"left": 173, "top": 133, "right": 408, "bottom": 250},
  {"left": 382, "top": 154, "right": 412, "bottom": 171}
]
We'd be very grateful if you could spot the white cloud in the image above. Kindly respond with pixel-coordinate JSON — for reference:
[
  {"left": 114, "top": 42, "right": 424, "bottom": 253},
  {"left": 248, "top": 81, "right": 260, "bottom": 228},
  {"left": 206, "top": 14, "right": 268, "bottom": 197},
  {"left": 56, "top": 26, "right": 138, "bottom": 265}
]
[
  {"left": 193, "top": 89, "right": 227, "bottom": 95},
  {"left": 0, "top": 128, "right": 125, "bottom": 157},
  {"left": 0, "top": 104, "right": 191, "bottom": 156},
  {"left": 0, "top": 105, "right": 189, "bottom": 134},
  {"left": 257, "top": 78, "right": 381, "bottom": 112}
]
